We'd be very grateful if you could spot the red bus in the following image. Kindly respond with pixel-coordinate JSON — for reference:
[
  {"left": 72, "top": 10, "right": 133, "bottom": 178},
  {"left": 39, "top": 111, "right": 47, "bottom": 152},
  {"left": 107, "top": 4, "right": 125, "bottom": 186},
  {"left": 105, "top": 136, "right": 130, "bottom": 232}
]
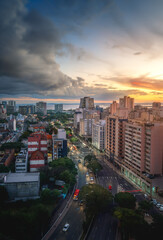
[{"left": 73, "top": 189, "right": 80, "bottom": 201}]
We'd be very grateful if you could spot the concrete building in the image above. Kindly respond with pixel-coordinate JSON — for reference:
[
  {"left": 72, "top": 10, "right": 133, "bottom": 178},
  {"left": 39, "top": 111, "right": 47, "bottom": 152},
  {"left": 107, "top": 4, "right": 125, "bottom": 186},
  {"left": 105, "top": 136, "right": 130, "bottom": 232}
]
[
  {"left": 92, "top": 120, "right": 106, "bottom": 150},
  {"left": 15, "top": 148, "right": 28, "bottom": 173},
  {"left": 54, "top": 104, "right": 63, "bottom": 112},
  {"left": 6, "top": 105, "right": 15, "bottom": 115},
  {"left": 74, "top": 110, "right": 83, "bottom": 132},
  {"left": 152, "top": 102, "right": 161, "bottom": 109},
  {"left": 52, "top": 137, "right": 67, "bottom": 160},
  {"left": 30, "top": 150, "right": 45, "bottom": 172},
  {"left": 80, "top": 118, "right": 95, "bottom": 137},
  {"left": 8, "top": 100, "right": 16, "bottom": 112},
  {"left": 8, "top": 118, "right": 16, "bottom": 131},
  {"left": 110, "top": 101, "right": 119, "bottom": 115},
  {"left": 79, "top": 97, "right": 94, "bottom": 109},
  {"left": 28, "top": 133, "right": 47, "bottom": 158},
  {"left": 0, "top": 172, "right": 40, "bottom": 200},
  {"left": 57, "top": 129, "right": 66, "bottom": 139},
  {"left": 105, "top": 116, "right": 128, "bottom": 163},
  {"left": 119, "top": 96, "right": 134, "bottom": 111},
  {"left": 19, "top": 105, "right": 35, "bottom": 115},
  {"left": 121, "top": 120, "right": 163, "bottom": 194},
  {"left": 36, "top": 101, "right": 47, "bottom": 115}
]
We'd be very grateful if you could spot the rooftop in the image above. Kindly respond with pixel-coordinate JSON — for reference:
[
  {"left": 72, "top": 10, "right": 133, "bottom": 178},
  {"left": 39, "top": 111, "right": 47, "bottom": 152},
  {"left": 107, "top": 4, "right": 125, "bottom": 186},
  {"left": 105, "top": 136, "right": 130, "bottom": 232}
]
[{"left": 3, "top": 172, "right": 40, "bottom": 183}]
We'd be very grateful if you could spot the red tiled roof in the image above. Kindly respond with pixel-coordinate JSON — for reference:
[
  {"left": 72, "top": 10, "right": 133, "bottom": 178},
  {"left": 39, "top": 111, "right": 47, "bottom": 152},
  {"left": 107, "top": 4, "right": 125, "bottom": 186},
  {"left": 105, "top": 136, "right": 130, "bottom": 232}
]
[{"left": 30, "top": 150, "right": 44, "bottom": 160}]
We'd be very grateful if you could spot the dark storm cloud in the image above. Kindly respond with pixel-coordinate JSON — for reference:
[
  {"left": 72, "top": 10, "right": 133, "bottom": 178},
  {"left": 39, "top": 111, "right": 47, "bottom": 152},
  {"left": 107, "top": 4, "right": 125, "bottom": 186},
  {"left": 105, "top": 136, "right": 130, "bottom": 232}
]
[{"left": 0, "top": 0, "right": 73, "bottom": 96}]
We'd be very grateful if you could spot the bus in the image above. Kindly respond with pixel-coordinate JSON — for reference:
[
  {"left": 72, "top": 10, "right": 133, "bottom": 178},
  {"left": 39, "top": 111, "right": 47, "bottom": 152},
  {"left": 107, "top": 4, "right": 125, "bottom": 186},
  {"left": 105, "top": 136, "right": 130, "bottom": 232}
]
[{"left": 73, "top": 189, "right": 80, "bottom": 201}]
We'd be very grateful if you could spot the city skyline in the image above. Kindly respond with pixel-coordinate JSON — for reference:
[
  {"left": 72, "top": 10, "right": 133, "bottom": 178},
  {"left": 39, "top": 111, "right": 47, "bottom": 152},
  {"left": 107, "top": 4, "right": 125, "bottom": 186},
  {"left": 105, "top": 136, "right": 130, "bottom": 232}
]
[{"left": 0, "top": 0, "right": 163, "bottom": 103}]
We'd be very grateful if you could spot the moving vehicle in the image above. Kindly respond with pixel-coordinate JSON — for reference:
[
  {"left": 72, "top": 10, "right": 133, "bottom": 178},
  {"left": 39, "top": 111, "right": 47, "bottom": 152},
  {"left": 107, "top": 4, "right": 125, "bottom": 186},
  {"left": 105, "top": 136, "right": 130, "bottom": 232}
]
[
  {"left": 78, "top": 160, "right": 81, "bottom": 163},
  {"left": 63, "top": 223, "right": 70, "bottom": 232},
  {"left": 108, "top": 185, "right": 112, "bottom": 190},
  {"left": 73, "top": 189, "right": 80, "bottom": 201},
  {"left": 90, "top": 177, "right": 94, "bottom": 181}
]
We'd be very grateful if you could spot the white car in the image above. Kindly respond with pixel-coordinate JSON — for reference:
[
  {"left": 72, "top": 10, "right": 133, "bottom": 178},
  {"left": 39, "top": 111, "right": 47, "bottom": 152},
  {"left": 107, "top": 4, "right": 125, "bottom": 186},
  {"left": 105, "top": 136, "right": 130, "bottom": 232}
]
[
  {"left": 90, "top": 177, "right": 94, "bottom": 181},
  {"left": 159, "top": 206, "right": 163, "bottom": 211},
  {"left": 156, "top": 203, "right": 162, "bottom": 208},
  {"left": 63, "top": 223, "right": 70, "bottom": 232}
]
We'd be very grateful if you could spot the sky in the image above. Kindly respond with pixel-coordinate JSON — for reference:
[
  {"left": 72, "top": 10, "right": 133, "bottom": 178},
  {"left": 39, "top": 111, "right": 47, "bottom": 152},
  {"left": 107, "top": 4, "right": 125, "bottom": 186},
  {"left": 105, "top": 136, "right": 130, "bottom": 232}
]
[{"left": 0, "top": 0, "right": 163, "bottom": 104}]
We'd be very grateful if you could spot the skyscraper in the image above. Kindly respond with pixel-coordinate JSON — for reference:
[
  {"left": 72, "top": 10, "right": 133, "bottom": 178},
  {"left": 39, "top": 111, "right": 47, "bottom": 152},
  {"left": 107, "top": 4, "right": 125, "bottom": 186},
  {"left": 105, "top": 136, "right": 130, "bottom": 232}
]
[
  {"left": 54, "top": 104, "right": 63, "bottom": 112},
  {"left": 79, "top": 97, "right": 94, "bottom": 109},
  {"left": 36, "top": 102, "right": 47, "bottom": 115}
]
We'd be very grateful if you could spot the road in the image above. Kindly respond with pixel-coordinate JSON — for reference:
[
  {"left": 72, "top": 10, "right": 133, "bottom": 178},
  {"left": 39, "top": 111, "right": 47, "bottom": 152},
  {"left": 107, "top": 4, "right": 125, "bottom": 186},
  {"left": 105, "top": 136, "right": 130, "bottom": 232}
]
[{"left": 47, "top": 142, "right": 90, "bottom": 240}]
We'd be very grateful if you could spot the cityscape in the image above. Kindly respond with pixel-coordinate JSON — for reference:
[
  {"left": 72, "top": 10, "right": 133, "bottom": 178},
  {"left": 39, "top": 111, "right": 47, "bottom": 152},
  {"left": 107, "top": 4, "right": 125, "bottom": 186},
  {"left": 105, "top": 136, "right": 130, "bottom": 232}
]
[{"left": 0, "top": 1, "right": 163, "bottom": 240}]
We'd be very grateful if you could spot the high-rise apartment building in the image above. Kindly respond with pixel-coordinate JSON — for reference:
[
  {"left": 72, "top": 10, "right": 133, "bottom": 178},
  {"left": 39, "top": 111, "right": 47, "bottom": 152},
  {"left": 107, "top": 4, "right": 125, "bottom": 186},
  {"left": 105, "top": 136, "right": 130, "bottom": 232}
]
[
  {"left": 105, "top": 116, "right": 127, "bottom": 162},
  {"left": 110, "top": 101, "right": 119, "bottom": 115},
  {"left": 36, "top": 101, "right": 47, "bottom": 115},
  {"left": 54, "top": 104, "right": 63, "bottom": 112},
  {"left": 8, "top": 100, "right": 16, "bottom": 112},
  {"left": 79, "top": 97, "right": 94, "bottom": 109},
  {"left": 92, "top": 120, "right": 106, "bottom": 150},
  {"left": 74, "top": 110, "right": 83, "bottom": 131},
  {"left": 52, "top": 137, "right": 67, "bottom": 160},
  {"left": 19, "top": 105, "right": 35, "bottom": 115},
  {"left": 119, "top": 96, "right": 134, "bottom": 111},
  {"left": 152, "top": 102, "right": 161, "bottom": 109},
  {"left": 80, "top": 118, "right": 95, "bottom": 136}
]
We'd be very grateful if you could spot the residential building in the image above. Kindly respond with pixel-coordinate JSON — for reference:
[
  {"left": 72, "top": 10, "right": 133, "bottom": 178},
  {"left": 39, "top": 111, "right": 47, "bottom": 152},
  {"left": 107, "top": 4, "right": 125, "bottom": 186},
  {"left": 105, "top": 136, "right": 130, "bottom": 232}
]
[
  {"left": 80, "top": 118, "right": 95, "bottom": 136},
  {"left": 92, "top": 120, "right": 106, "bottom": 150},
  {"left": 0, "top": 172, "right": 40, "bottom": 200},
  {"left": 119, "top": 96, "right": 134, "bottom": 111},
  {"left": 30, "top": 150, "right": 45, "bottom": 172},
  {"left": 19, "top": 105, "right": 35, "bottom": 115},
  {"left": 8, "top": 100, "right": 16, "bottom": 112},
  {"left": 52, "top": 137, "right": 67, "bottom": 160},
  {"left": 8, "top": 118, "right": 16, "bottom": 131},
  {"left": 6, "top": 105, "right": 15, "bottom": 114},
  {"left": 110, "top": 101, "right": 119, "bottom": 115},
  {"left": 121, "top": 120, "right": 163, "bottom": 194},
  {"left": 54, "top": 104, "right": 63, "bottom": 112},
  {"left": 57, "top": 129, "right": 66, "bottom": 139},
  {"left": 28, "top": 133, "right": 47, "bottom": 158},
  {"left": 152, "top": 102, "right": 161, "bottom": 109},
  {"left": 79, "top": 97, "right": 94, "bottom": 109},
  {"left": 105, "top": 116, "right": 127, "bottom": 163},
  {"left": 36, "top": 101, "right": 47, "bottom": 115},
  {"left": 74, "top": 110, "right": 83, "bottom": 131},
  {"left": 15, "top": 148, "right": 28, "bottom": 173}
]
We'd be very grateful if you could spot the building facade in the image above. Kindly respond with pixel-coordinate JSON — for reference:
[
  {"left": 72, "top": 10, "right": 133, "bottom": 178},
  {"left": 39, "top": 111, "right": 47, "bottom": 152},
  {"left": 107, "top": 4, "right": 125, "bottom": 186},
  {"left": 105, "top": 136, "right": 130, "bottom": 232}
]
[
  {"left": 15, "top": 148, "right": 28, "bottom": 173},
  {"left": 92, "top": 120, "right": 105, "bottom": 150},
  {"left": 36, "top": 101, "right": 47, "bottom": 115},
  {"left": 54, "top": 104, "right": 63, "bottom": 112},
  {"left": 79, "top": 97, "right": 94, "bottom": 109}
]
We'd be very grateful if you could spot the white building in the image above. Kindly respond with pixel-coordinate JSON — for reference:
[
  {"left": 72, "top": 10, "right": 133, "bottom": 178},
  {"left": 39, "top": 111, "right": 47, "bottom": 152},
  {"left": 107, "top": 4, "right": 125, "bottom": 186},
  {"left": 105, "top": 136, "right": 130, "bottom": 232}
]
[
  {"left": 15, "top": 148, "right": 28, "bottom": 173},
  {"left": 80, "top": 118, "right": 94, "bottom": 136},
  {"left": 92, "top": 120, "right": 106, "bottom": 150},
  {"left": 57, "top": 129, "right": 66, "bottom": 139}
]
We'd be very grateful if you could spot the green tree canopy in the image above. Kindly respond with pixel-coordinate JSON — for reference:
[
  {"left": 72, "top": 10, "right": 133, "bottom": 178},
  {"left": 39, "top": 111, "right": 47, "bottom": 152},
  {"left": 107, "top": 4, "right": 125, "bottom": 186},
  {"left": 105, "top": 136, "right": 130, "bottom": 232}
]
[
  {"left": 41, "top": 189, "right": 60, "bottom": 203},
  {"left": 114, "top": 192, "right": 136, "bottom": 209},
  {"left": 79, "top": 184, "right": 113, "bottom": 216}
]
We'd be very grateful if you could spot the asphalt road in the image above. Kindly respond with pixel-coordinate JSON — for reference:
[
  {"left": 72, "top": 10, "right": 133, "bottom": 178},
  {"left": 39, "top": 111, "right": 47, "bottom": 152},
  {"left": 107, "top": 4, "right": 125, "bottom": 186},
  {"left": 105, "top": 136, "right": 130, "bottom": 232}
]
[{"left": 47, "top": 143, "right": 89, "bottom": 240}]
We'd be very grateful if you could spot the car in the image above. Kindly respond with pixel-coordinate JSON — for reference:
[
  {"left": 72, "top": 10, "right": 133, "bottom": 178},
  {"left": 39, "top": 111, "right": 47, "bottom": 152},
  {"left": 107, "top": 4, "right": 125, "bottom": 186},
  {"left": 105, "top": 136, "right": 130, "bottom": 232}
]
[
  {"left": 90, "top": 177, "right": 94, "bottom": 181},
  {"left": 156, "top": 203, "right": 161, "bottom": 208},
  {"left": 86, "top": 172, "right": 89, "bottom": 177},
  {"left": 159, "top": 206, "right": 163, "bottom": 211},
  {"left": 78, "top": 160, "right": 81, "bottom": 163},
  {"left": 63, "top": 223, "right": 70, "bottom": 232},
  {"left": 108, "top": 185, "right": 112, "bottom": 190}
]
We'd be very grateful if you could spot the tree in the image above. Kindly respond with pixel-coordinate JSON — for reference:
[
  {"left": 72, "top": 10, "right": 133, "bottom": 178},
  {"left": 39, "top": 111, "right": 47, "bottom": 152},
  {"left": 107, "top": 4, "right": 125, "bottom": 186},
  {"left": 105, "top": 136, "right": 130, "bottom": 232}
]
[
  {"left": 41, "top": 189, "right": 60, "bottom": 203},
  {"left": 84, "top": 154, "right": 96, "bottom": 162},
  {"left": 79, "top": 184, "right": 113, "bottom": 216},
  {"left": 87, "top": 160, "right": 102, "bottom": 174},
  {"left": 114, "top": 207, "right": 150, "bottom": 240},
  {"left": 139, "top": 200, "right": 153, "bottom": 212},
  {"left": 114, "top": 192, "right": 136, "bottom": 209}
]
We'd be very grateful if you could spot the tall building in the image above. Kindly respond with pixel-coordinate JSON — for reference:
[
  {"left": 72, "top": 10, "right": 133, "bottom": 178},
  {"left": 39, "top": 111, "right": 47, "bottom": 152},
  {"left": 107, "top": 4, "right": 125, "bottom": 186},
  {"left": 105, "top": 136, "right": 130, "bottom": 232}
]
[
  {"left": 54, "top": 104, "right": 63, "bottom": 112},
  {"left": 119, "top": 96, "right": 134, "bottom": 111},
  {"left": 74, "top": 110, "right": 83, "bottom": 132},
  {"left": 105, "top": 116, "right": 127, "bottom": 163},
  {"left": 36, "top": 101, "right": 47, "bottom": 115},
  {"left": 8, "top": 100, "right": 16, "bottom": 112},
  {"left": 110, "top": 101, "right": 119, "bottom": 115},
  {"left": 7, "top": 105, "right": 15, "bottom": 114},
  {"left": 92, "top": 120, "right": 105, "bottom": 150},
  {"left": 15, "top": 148, "right": 28, "bottom": 173},
  {"left": 152, "top": 102, "right": 161, "bottom": 109},
  {"left": 80, "top": 118, "right": 94, "bottom": 136},
  {"left": 120, "top": 120, "right": 163, "bottom": 193},
  {"left": 19, "top": 105, "right": 35, "bottom": 115},
  {"left": 79, "top": 97, "right": 94, "bottom": 109},
  {"left": 52, "top": 137, "right": 67, "bottom": 160}
]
